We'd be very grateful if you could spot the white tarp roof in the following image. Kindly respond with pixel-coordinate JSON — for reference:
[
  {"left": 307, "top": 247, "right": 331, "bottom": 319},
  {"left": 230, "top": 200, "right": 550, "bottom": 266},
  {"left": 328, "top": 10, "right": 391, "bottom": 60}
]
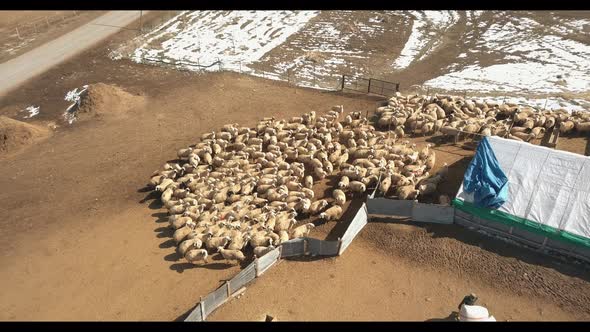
[{"left": 456, "top": 136, "right": 590, "bottom": 240}]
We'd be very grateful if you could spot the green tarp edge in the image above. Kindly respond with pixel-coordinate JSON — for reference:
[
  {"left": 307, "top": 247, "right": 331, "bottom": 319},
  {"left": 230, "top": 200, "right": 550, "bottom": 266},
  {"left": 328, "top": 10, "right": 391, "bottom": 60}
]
[{"left": 452, "top": 198, "right": 590, "bottom": 250}]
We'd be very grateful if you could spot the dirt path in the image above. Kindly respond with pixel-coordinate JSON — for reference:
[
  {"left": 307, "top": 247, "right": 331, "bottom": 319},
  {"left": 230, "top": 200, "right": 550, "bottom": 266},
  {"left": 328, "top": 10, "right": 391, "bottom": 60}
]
[{"left": 0, "top": 11, "right": 143, "bottom": 98}]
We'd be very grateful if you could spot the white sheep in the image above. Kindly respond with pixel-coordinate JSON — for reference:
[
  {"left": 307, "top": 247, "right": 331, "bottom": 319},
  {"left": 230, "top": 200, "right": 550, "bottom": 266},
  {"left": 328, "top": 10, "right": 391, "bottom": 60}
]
[
  {"left": 338, "top": 176, "right": 350, "bottom": 189},
  {"left": 319, "top": 205, "right": 343, "bottom": 221},
  {"left": 333, "top": 189, "right": 346, "bottom": 205},
  {"left": 309, "top": 199, "right": 329, "bottom": 215},
  {"left": 348, "top": 181, "right": 367, "bottom": 194},
  {"left": 253, "top": 244, "right": 276, "bottom": 258},
  {"left": 185, "top": 249, "right": 208, "bottom": 265},
  {"left": 177, "top": 238, "right": 203, "bottom": 257},
  {"left": 217, "top": 247, "right": 246, "bottom": 264},
  {"left": 290, "top": 223, "right": 315, "bottom": 239}
]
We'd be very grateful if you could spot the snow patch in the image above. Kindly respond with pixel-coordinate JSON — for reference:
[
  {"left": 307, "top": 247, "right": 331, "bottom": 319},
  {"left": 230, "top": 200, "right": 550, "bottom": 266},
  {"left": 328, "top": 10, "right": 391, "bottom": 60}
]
[
  {"left": 132, "top": 11, "right": 319, "bottom": 72},
  {"left": 22, "top": 106, "right": 40, "bottom": 119}
]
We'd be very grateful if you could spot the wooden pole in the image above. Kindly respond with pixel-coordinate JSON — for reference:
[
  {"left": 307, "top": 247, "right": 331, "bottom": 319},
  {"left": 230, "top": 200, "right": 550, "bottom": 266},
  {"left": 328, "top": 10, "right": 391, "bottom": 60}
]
[{"left": 341, "top": 75, "right": 345, "bottom": 91}]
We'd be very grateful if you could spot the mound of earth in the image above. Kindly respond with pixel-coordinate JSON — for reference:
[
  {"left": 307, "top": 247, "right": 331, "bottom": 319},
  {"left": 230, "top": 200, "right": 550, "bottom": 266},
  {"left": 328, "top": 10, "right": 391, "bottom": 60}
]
[
  {"left": 0, "top": 116, "right": 49, "bottom": 155},
  {"left": 74, "top": 83, "right": 145, "bottom": 120}
]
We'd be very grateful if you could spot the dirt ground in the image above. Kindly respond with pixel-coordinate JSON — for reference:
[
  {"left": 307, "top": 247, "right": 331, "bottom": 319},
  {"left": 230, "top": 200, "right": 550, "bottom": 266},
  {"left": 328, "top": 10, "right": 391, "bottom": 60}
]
[
  {"left": 1, "top": 12, "right": 589, "bottom": 321},
  {"left": 0, "top": 11, "right": 106, "bottom": 63}
]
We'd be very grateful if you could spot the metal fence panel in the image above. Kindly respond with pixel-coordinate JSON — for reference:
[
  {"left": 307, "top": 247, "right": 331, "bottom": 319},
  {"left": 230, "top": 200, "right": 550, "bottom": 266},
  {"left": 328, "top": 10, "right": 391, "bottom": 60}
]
[
  {"left": 368, "top": 78, "right": 399, "bottom": 97},
  {"left": 307, "top": 238, "right": 340, "bottom": 256},
  {"left": 202, "top": 284, "right": 229, "bottom": 318},
  {"left": 343, "top": 75, "right": 370, "bottom": 93},
  {"left": 257, "top": 246, "right": 280, "bottom": 276},
  {"left": 339, "top": 203, "right": 368, "bottom": 255},
  {"left": 367, "top": 198, "right": 413, "bottom": 217},
  {"left": 184, "top": 303, "right": 203, "bottom": 322},
  {"left": 280, "top": 238, "right": 306, "bottom": 257},
  {"left": 228, "top": 260, "right": 257, "bottom": 294},
  {"left": 411, "top": 203, "right": 455, "bottom": 224}
]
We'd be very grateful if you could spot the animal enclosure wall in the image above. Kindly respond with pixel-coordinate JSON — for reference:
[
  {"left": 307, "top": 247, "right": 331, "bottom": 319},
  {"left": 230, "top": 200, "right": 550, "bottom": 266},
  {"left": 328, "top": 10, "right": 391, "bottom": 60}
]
[
  {"left": 366, "top": 198, "right": 454, "bottom": 225},
  {"left": 256, "top": 247, "right": 281, "bottom": 276},
  {"left": 339, "top": 203, "right": 368, "bottom": 255}
]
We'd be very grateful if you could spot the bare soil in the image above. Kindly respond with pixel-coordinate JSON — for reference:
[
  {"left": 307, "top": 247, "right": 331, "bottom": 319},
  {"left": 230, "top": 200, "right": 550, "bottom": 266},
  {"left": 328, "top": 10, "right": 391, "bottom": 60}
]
[
  {"left": 0, "top": 115, "right": 49, "bottom": 156},
  {"left": 0, "top": 11, "right": 589, "bottom": 321}
]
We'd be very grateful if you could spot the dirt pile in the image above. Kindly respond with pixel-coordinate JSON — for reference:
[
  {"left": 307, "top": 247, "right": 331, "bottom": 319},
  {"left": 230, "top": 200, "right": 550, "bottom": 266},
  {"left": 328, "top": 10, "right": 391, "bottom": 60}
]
[
  {"left": 0, "top": 116, "right": 49, "bottom": 155},
  {"left": 74, "top": 83, "right": 145, "bottom": 120}
]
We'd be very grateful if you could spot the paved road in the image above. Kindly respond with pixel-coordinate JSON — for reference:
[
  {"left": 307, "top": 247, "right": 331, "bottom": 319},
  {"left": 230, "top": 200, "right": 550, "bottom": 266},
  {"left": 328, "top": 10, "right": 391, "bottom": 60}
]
[{"left": 0, "top": 11, "right": 145, "bottom": 98}]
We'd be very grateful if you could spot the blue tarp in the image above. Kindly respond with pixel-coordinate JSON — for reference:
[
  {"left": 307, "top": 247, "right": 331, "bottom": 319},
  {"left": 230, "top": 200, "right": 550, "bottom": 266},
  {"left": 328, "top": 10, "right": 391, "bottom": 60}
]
[{"left": 463, "top": 137, "right": 509, "bottom": 209}]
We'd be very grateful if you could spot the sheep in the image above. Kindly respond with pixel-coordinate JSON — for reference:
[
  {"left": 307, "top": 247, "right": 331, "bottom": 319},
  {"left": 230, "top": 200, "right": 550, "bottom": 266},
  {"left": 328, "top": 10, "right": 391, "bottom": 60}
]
[
  {"left": 173, "top": 221, "right": 196, "bottom": 244},
  {"left": 217, "top": 247, "right": 246, "bottom": 264},
  {"left": 156, "top": 178, "right": 174, "bottom": 192},
  {"left": 319, "top": 205, "right": 343, "bottom": 221},
  {"left": 396, "top": 185, "right": 420, "bottom": 200},
  {"left": 205, "top": 234, "right": 231, "bottom": 250},
  {"left": 309, "top": 199, "right": 329, "bottom": 215},
  {"left": 531, "top": 127, "right": 546, "bottom": 139},
  {"left": 290, "top": 223, "right": 315, "bottom": 239},
  {"left": 303, "top": 175, "right": 313, "bottom": 189},
  {"left": 253, "top": 244, "right": 276, "bottom": 258},
  {"left": 314, "top": 167, "right": 328, "bottom": 180},
  {"left": 338, "top": 176, "right": 350, "bottom": 189},
  {"left": 185, "top": 249, "right": 208, "bottom": 265},
  {"left": 333, "top": 189, "right": 346, "bottom": 205},
  {"left": 575, "top": 121, "right": 590, "bottom": 133},
  {"left": 559, "top": 120, "right": 575, "bottom": 134},
  {"left": 278, "top": 230, "right": 290, "bottom": 243},
  {"left": 348, "top": 181, "right": 367, "bottom": 195},
  {"left": 379, "top": 175, "right": 392, "bottom": 196},
  {"left": 171, "top": 216, "right": 193, "bottom": 230},
  {"left": 177, "top": 238, "right": 203, "bottom": 257},
  {"left": 227, "top": 233, "right": 250, "bottom": 251}
]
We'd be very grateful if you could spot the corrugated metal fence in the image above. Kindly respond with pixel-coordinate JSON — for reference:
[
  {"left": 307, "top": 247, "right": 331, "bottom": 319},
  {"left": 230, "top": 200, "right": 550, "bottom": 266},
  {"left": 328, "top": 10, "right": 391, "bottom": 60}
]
[{"left": 366, "top": 198, "right": 455, "bottom": 224}]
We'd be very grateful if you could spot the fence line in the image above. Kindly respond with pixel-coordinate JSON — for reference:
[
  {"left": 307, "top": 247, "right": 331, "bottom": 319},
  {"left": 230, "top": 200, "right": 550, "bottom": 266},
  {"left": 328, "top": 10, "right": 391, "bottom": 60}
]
[
  {"left": 341, "top": 74, "right": 400, "bottom": 97},
  {"left": 366, "top": 198, "right": 454, "bottom": 225},
  {"left": 3, "top": 11, "right": 82, "bottom": 43}
]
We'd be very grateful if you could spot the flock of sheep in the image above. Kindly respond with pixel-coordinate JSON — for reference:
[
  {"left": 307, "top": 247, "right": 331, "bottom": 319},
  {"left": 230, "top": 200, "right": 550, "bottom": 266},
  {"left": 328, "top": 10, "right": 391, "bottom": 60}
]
[
  {"left": 376, "top": 93, "right": 590, "bottom": 142},
  {"left": 147, "top": 104, "right": 447, "bottom": 266}
]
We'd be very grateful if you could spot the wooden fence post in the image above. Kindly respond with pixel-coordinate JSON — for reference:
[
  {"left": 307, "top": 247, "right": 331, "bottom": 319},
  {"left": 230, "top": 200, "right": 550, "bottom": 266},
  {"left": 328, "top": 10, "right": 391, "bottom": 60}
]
[
  {"left": 368, "top": 78, "right": 372, "bottom": 94},
  {"left": 341, "top": 75, "right": 345, "bottom": 91},
  {"left": 226, "top": 281, "right": 231, "bottom": 297}
]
